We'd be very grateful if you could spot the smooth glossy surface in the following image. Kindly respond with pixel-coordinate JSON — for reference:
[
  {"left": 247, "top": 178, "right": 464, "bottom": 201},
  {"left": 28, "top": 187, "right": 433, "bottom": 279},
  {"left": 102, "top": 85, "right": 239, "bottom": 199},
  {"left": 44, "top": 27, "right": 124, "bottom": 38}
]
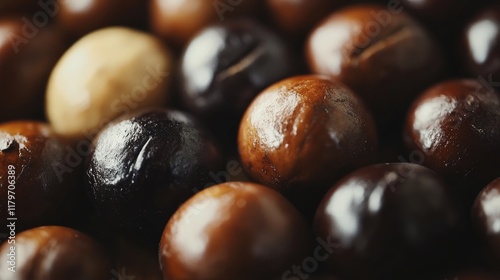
[
  {"left": 46, "top": 27, "right": 173, "bottom": 140},
  {"left": 160, "top": 182, "right": 312, "bottom": 280},
  {"left": 150, "top": 0, "right": 261, "bottom": 46},
  {"left": 404, "top": 79, "right": 500, "bottom": 199},
  {"left": 306, "top": 4, "right": 445, "bottom": 121},
  {"left": 238, "top": 75, "right": 377, "bottom": 216},
  {"left": 315, "top": 163, "right": 464, "bottom": 280},
  {"left": 266, "top": 0, "right": 339, "bottom": 39},
  {"left": 0, "top": 19, "right": 66, "bottom": 121},
  {"left": 57, "top": 0, "right": 146, "bottom": 37},
  {"left": 0, "top": 226, "right": 112, "bottom": 280},
  {"left": 0, "top": 122, "right": 80, "bottom": 230},
  {"left": 180, "top": 19, "right": 296, "bottom": 141},
  {"left": 473, "top": 178, "right": 500, "bottom": 265},
  {"left": 462, "top": 5, "right": 500, "bottom": 80},
  {"left": 86, "top": 108, "right": 224, "bottom": 239}
]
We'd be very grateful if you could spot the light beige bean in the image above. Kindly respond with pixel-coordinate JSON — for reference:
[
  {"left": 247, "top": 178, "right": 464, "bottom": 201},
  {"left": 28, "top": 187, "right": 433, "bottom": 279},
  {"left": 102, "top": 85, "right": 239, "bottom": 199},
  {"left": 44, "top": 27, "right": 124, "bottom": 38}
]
[{"left": 46, "top": 27, "right": 173, "bottom": 140}]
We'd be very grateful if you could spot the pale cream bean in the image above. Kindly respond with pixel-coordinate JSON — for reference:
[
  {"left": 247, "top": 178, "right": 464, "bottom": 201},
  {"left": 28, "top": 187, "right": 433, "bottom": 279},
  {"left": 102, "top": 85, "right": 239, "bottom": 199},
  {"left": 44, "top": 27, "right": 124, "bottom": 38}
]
[{"left": 46, "top": 27, "right": 173, "bottom": 140}]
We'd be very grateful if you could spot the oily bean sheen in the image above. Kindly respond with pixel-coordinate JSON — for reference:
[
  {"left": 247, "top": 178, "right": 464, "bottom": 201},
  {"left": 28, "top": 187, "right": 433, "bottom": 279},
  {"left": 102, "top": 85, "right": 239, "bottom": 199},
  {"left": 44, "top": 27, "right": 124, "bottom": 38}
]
[
  {"left": 315, "top": 163, "right": 464, "bottom": 280},
  {"left": 404, "top": 79, "right": 500, "bottom": 204},
  {"left": 472, "top": 178, "right": 500, "bottom": 267},
  {"left": 0, "top": 226, "right": 112, "bottom": 280},
  {"left": 160, "top": 182, "right": 312, "bottom": 280},
  {"left": 0, "top": 121, "right": 80, "bottom": 230},
  {"left": 180, "top": 19, "right": 297, "bottom": 143},
  {"left": 238, "top": 75, "right": 377, "bottom": 217},
  {"left": 462, "top": 5, "right": 500, "bottom": 81},
  {"left": 306, "top": 4, "right": 445, "bottom": 124},
  {"left": 86, "top": 108, "right": 224, "bottom": 239}
]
